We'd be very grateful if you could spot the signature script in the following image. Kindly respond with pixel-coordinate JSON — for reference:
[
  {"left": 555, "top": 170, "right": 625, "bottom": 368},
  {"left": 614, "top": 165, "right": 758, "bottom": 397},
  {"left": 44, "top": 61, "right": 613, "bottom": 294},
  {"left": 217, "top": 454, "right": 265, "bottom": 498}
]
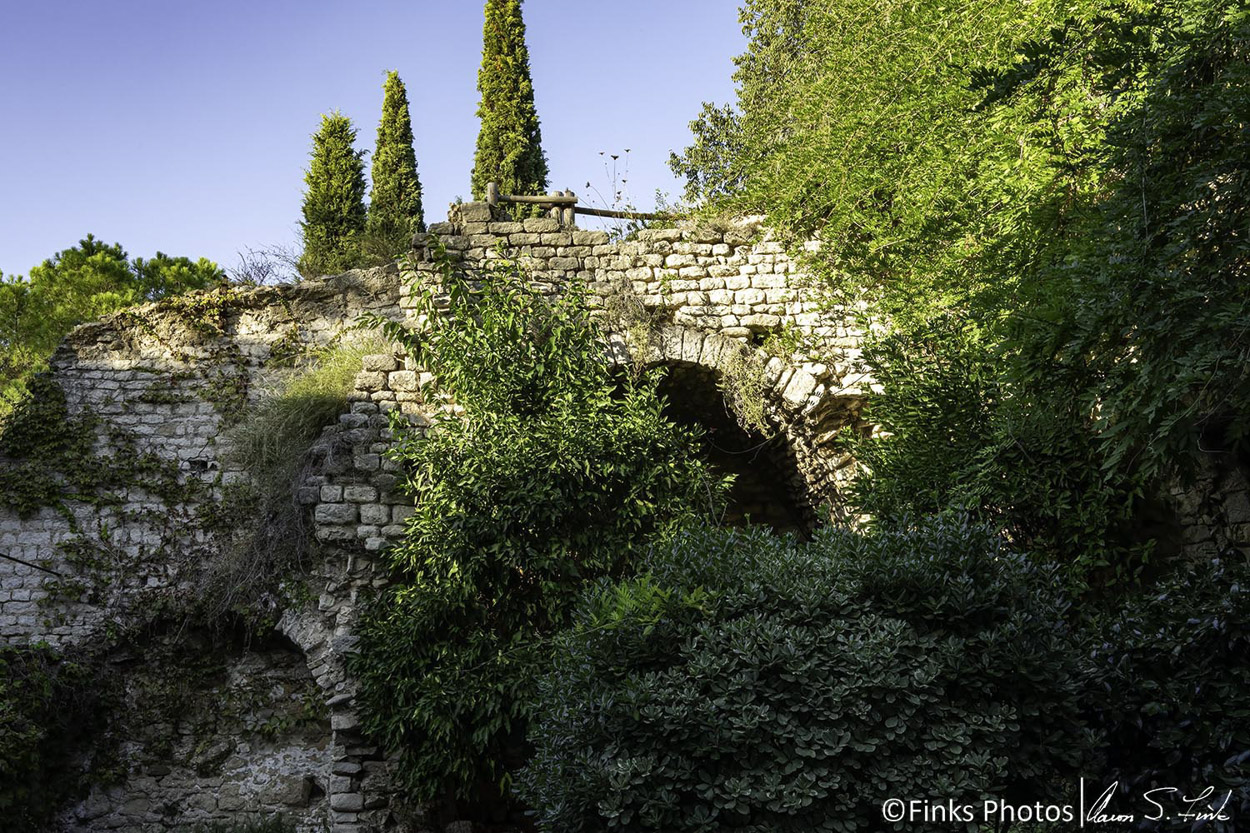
[{"left": 1085, "top": 780, "right": 1233, "bottom": 825}]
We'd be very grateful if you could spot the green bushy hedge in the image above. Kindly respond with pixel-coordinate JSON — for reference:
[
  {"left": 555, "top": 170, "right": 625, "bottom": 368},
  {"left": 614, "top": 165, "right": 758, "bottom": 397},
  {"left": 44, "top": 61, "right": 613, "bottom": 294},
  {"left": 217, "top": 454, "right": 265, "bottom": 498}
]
[
  {"left": 1086, "top": 557, "right": 1250, "bottom": 824},
  {"left": 519, "top": 519, "right": 1087, "bottom": 832}
]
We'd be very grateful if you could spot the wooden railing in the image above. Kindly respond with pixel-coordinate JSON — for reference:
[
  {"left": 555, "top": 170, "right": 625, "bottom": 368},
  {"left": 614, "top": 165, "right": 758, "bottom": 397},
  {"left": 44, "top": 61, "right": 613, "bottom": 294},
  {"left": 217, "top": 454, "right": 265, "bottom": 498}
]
[{"left": 485, "top": 182, "right": 672, "bottom": 224}]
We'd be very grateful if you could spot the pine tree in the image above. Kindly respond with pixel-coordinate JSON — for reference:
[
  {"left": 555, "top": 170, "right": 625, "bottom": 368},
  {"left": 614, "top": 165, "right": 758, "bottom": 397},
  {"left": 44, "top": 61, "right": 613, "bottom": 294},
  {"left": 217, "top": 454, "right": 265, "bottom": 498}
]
[
  {"left": 367, "top": 71, "right": 425, "bottom": 255},
  {"left": 471, "top": 0, "right": 548, "bottom": 209},
  {"left": 299, "top": 112, "right": 367, "bottom": 277}
]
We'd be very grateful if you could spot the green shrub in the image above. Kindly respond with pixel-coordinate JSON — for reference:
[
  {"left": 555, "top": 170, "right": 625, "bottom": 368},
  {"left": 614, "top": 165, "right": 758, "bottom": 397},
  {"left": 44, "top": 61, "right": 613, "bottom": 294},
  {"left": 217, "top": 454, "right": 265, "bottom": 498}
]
[
  {"left": 351, "top": 250, "right": 725, "bottom": 807},
  {"left": 519, "top": 519, "right": 1087, "bottom": 832},
  {"left": 846, "top": 316, "right": 1150, "bottom": 592},
  {"left": 1084, "top": 557, "right": 1250, "bottom": 826}
]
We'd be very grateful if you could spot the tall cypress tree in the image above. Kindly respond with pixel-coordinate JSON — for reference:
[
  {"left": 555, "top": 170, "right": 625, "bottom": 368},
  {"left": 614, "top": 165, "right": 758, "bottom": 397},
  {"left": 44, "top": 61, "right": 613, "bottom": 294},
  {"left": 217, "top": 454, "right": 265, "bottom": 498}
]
[
  {"left": 367, "top": 71, "right": 425, "bottom": 250},
  {"left": 471, "top": 0, "right": 548, "bottom": 208},
  {"left": 299, "top": 111, "right": 367, "bottom": 277}
]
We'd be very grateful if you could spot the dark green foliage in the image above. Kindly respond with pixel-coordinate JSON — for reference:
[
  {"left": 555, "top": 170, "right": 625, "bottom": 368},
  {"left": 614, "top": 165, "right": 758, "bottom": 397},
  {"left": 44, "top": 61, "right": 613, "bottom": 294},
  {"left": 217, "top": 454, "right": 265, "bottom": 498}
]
[
  {"left": 471, "top": 0, "right": 548, "bottom": 210},
  {"left": 299, "top": 112, "right": 368, "bottom": 277},
  {"left": 1028, "top": 0, "right": 1250, "bottom": 483},
  {"left": 0, "top": 644, "right": 114, "bottom": 828},
  {"left": 846, "top": 317, "right": 1149, "bottom": 590},
  {"left": 1084, "top": 557, "right": 1250, "bottom": 828},
  {"left": 847, "top": 317, "right": 996, "bottom": 521},
  {"left": 0, "top": 236, "right": 222, "bottom": 411},
  {"left": 352, "top": 249, "right": 725, "bottom": 805},
  {"left": 519, "top": 519, "right": 1087, "bottom": 832},
  {"left": 365, "top": 71, "right": 425, "bottom": 263}
]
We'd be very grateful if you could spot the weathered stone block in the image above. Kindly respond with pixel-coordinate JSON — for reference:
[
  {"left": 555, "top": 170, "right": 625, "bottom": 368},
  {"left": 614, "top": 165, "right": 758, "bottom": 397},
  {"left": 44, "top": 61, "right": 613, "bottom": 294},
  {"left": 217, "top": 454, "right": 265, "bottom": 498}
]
[
  {"left": 343, "top": 485, "right": 378, "bottom": 503},
  {"left": 361, "top": 354, "right": 398, "bottom": 373},
  {"left": 315, "top": 504, "right": 357, "bottom": 525},
  {"left": 388, "top": 370, "right": 419, "bottom": 392},
  {"left": 330, "top": 792, "right": 364, "bottom": 812},
  {"left": 573, "top": 230, "right": 610, "bottom": 245},
  {"left": 354, "top": 371, "right": 386, "bottom": 392},
  {"left": 360, "top": 504, "right": 389, "bottom": 525},
  {"left": 523, "top": 217, "right": 560, "bottom": 233},
  {"left": 456, "top": 202, "right": 492, "bottom": 223}
]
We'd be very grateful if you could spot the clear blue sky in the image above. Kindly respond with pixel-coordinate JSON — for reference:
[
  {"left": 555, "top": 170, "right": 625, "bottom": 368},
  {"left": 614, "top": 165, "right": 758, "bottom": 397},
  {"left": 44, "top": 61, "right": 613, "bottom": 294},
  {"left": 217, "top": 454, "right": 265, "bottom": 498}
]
[{"left": 0, "top": 1, "right": 744, "bottom": 278}]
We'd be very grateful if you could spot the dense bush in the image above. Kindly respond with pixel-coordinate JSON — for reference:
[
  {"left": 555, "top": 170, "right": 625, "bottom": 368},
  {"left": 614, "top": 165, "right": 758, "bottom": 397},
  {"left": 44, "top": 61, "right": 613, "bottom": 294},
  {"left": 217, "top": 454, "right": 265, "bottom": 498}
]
[
  {"left": 1084, "top": 557, "right": 1250, "bottom": 827},
  {"left": 519, "top": 519, "right": 1087, "bottom": 832},
  {"left": 351, "top": 250, "right": 725, "bottom": 806},
  {"left": 674, "top": 0, "right": 1250, "bottom": 591}
]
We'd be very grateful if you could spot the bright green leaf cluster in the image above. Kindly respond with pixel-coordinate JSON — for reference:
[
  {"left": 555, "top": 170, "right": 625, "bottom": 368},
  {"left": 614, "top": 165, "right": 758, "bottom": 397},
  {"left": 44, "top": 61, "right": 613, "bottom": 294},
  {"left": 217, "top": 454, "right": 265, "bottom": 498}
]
[{"left": 351, "top": 249, "right": 726, "bottom": 807}]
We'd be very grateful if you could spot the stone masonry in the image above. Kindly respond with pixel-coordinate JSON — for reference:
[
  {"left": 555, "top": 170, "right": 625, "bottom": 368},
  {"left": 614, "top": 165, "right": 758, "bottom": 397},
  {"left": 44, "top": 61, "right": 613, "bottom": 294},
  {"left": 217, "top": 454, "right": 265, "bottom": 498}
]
[{"left": 4, "top": 201, "right": 1244, "bottom": 832}]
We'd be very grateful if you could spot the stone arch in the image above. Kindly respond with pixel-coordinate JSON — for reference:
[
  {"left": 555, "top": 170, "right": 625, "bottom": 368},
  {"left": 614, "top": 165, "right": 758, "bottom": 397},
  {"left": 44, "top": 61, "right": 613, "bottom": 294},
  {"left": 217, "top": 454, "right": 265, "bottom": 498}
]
[{"left": 615, "top": 324, "right": 867, "bottom": 529}]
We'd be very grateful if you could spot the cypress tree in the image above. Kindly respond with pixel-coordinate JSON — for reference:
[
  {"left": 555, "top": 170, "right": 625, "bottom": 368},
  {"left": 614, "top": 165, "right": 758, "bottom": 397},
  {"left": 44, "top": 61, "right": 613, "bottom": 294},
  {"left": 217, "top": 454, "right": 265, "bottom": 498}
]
[
  {"left": 299, "top": 111, "right": 367, "bottom": 277},
  {"left": 471, "top": 0, "right": 548, "bottom": 209},
  {"left": 367, "top": 71, "right": 425, "bottom": 251}
]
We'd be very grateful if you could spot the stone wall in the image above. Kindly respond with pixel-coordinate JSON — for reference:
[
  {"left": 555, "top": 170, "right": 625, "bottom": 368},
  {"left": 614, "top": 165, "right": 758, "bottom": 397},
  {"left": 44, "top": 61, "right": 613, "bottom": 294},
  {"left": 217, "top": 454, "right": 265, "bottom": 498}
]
[
  {"left": 0, "top": 268, "right": 401, "bottom": 833},
  {"left": 1, "top": 267, "right": 401, "bottom": 649},
  {"left": 5, "top": 200, "right": 1241, "bottom": 833}
]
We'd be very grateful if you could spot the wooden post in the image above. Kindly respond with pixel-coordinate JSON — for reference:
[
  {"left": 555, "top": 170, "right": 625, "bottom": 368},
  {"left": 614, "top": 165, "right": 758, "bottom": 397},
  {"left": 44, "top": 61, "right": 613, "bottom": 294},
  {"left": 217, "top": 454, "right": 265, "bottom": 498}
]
[
  {"left": 549, "top": 192, "right": 562, "bottom": 222},
  {"left": 562, "top": 190, "right": 577, "bottom": 227},
  {"left": 486, "top": 181, "right": 499, "bottom": 206}
]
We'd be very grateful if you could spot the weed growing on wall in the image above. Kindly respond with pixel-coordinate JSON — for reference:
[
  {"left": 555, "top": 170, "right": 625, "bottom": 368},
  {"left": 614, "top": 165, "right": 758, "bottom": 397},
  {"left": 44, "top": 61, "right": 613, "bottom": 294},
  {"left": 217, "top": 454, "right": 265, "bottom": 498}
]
[{"left": 207, "top": 336, "right": 388, "bottom": 625}]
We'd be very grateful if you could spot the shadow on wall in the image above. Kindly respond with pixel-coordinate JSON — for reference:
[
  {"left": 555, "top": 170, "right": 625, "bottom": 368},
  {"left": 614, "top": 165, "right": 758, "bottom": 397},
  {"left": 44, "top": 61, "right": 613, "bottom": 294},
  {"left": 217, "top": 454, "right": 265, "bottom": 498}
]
[{"left": 656, "top": 365, "right": 814, "bottom": 536}]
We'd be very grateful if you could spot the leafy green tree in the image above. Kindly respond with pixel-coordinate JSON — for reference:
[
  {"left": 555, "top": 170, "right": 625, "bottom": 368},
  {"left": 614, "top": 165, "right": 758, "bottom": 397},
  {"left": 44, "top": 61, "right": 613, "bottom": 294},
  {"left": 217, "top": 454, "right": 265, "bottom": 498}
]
[
  {"left": 352, "top": 248, "right": 725, "bottom": 809},
  {"left": 365, "top": 71, "right": 425, "bottom": 261},
  {"left": 0, "top": 236, "right": 221, "bottom": 411},
  {"left": 470, "top": 0, "right": 548, "bottom": 209},
  {"left": 299, "top": 112, "right": 368, "bottom": 277},
  {"left": 675, "top": 0, "right": 1250, "bottom": 588}
]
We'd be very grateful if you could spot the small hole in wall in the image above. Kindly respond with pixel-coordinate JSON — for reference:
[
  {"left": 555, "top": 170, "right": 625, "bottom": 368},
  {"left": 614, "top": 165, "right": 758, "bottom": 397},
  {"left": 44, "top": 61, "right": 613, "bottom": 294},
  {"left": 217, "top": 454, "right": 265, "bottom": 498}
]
[
  {"left": 306, "top": 776, "right": 326, "bottom": 800},
  {"left": 184, "top": 459, "right": 217, "bottom": 474}
]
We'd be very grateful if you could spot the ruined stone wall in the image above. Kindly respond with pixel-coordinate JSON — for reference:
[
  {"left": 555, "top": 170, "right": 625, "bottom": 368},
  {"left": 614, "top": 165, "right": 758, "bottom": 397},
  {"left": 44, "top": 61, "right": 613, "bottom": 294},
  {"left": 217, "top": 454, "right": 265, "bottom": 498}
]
[
  {"left": 4, "top": 201, "right": 1242, "bottom": 833},
  {"left": 0, "top": 268, "right": 400, "bottom": 833},
  {"left": 0, "top": 268, "right": 400, "bottom": 650}
]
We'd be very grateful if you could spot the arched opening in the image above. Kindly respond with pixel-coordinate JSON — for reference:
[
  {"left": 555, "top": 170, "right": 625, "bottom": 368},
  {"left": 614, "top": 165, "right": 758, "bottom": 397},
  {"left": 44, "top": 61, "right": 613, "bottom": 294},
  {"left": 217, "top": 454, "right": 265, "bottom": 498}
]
[{"left": 657, "top": 364, "right": 814, "bottom": 535}]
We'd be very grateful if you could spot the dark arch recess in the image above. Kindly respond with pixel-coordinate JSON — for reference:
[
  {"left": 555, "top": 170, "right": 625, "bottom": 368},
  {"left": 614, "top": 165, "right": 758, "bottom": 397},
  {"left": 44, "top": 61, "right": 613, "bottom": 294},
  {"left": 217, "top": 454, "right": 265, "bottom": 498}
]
[{"left": 656, "top": 364, "right": 816, "bottom": 536}]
